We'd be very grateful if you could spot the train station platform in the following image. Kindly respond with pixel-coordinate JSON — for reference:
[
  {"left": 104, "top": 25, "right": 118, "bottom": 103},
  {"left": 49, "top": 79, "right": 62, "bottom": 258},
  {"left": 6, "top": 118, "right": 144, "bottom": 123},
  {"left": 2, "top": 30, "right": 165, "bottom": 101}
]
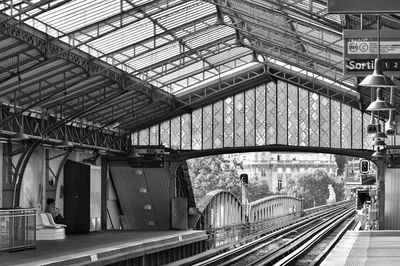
[
  {"left": 1, "top": 230, "right": 208, "bottom": 266},
  {"left": 321, "top": 230, "right": 400, "bottom": 266}
]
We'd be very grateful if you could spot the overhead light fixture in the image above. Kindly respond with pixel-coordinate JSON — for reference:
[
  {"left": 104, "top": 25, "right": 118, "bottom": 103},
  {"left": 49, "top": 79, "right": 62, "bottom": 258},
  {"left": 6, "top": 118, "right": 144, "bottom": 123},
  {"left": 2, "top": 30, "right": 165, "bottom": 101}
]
[
  {"left": 359, "top": 15, "right": 397, "bottom": 88},
  {"left": 385, "top": 87, "right": 396, "bottom": 135},
  {"left": 371, "top": 138, "right": 386, "bottom": 147},
  {"left": 359, "top": 59, "right": 396, "bottom": 87},
  {"left": 369, "top": 111, "right": 387, "bottom": 139},
  {"left": 366, "top": 88, "right": 395, "bottom": 111}
]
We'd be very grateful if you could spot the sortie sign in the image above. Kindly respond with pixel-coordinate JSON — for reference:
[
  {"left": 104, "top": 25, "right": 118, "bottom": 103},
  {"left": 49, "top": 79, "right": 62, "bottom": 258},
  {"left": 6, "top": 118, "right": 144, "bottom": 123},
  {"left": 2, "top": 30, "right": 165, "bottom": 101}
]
[{"left": 343, "top": 30, "right": 400, "bottom": 76}]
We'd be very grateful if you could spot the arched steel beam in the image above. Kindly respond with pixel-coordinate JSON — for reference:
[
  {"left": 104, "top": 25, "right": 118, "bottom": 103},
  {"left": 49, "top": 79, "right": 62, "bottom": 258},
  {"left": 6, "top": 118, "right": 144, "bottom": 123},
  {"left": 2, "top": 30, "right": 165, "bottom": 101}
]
[
  {"left": 53, "top": 148, "right": 74, "bottom": 190},
  {"left": 11, "top": 84, "right": 142, "bottom": 206},
  {"left": 12, "top": 139, "right": 42, "bottom": 207}
]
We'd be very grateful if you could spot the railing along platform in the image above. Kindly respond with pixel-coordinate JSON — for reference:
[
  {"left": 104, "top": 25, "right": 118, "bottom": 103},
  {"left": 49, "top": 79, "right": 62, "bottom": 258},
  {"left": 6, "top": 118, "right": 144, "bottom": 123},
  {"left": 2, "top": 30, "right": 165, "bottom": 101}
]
[{"left": 0, "top": 208, "right": 36, "bottom": 252}]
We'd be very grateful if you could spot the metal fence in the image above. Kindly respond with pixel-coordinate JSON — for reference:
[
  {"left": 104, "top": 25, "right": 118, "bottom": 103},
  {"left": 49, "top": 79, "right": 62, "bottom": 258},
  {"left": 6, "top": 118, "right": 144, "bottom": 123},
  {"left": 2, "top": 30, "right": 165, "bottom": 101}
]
[
  {"left": 0, "top": 208, "right": 36, "bottom": 252},
  {"left": 207, "top": 200, "right": 352, "bottom": 248}
]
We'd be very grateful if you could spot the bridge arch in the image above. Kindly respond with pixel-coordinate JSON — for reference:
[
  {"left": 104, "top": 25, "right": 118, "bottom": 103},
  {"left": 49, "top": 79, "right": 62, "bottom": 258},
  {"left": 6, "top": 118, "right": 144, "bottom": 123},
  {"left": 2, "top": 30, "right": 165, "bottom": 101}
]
[
  {"left": 197, "top": 189, "right": 244, "bottom": 229},
  {"left": 248, "top": 195, "right": 302, "bottom": 223}
]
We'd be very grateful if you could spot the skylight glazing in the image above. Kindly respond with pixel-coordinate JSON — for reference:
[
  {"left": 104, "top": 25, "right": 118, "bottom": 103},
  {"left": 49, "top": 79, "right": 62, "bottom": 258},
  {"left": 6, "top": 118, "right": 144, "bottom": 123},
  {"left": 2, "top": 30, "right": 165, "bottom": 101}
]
[{"left": 3, "top": 0, "right": 357, "bottom": 97}]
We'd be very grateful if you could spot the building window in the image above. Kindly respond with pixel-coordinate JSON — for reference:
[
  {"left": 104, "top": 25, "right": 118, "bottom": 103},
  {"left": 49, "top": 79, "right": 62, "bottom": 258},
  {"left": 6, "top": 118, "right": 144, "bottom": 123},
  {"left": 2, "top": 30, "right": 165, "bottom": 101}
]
[
  {"left": 261, "top": 167, "right": 266, "bottom": 177},
  {"left": 278, "top": 179, "right": 282, "bottom": 191}
]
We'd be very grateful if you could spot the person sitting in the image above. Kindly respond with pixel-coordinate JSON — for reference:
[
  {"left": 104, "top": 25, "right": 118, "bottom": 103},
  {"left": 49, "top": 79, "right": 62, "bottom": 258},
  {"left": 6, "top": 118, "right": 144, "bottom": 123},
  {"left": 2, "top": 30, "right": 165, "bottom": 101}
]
[{"left": 45, "top": 198, "right": 64, "bottom": 223}]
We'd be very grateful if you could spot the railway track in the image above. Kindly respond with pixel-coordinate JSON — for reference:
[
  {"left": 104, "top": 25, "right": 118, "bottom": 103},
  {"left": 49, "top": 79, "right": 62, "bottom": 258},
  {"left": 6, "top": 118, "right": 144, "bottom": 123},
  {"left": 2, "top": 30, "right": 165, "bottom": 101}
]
[{"left": 190, "top": 202, "right": 355, "bottom": 266}]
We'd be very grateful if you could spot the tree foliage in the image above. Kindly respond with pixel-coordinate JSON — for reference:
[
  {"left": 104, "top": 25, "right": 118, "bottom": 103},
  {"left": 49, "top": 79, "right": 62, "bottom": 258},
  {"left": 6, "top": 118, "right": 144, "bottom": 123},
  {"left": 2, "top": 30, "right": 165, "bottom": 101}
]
[
  {"left": 187, "top": 155, "right": 242, "bottom": 202},
  {"left": 188, "top": 155, "right": 274, "bottom": 203},
  {"left": 246, "top": 179, "right": 274, "bottom": 201},
  {"left": 334, "top": 155, "right": 348, "bottom": 176},
  {"left": 287, "top": 169, "right": 344, "bottom": 209}
]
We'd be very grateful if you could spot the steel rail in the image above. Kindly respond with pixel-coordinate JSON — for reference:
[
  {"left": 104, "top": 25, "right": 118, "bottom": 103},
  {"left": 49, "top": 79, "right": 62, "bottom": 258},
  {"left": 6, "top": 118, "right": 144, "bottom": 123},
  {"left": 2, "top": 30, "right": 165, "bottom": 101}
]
[
  {"left": 187, "top": 201, "right": 353, "bottom": 266},
  {"left": 256, "top": 206, "right": 355, "bottom": 266},
  {"left": 308, "top": 217, "right": 357, "bottom": 266}
]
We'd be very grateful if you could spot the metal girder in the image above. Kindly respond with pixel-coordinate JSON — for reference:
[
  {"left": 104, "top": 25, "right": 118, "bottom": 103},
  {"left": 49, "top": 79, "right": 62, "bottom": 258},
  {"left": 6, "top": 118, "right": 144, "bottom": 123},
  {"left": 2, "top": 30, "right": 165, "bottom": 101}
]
[
  {"left": 12, "top": 139, "right": 40, "bottom": 207},
  {"left": 57, "top": 0, "right": 186, "bottom": 45},
  {"left": 134, "top": 35, "right": 242, "bottom": 89},
  {"left": 90, "top": 97, "right": 151, "bottom": 125},
  {"left": 131, "top": 33, "right": 236, "bottom": 74},
  {"left": 241, "top": 33, "right": 344, "bottom": 78},
  {"left": 45, "top": 148, "right": 74, "bottom": 201},
  {"left": 42, "top": 79, "right": 118, "bottom": 110},
  {"left": 0, "top": 105, "right": 130, "bottom": 152},
  {"left": 19, "top": 0, "right": 187, "bottom": 99},
  {"left": 0, "top": 16, "right": 175, "bottom": 105},
  {"left": 223, "top": 1, "right": 342, "bottom": 54},
  {"left": 124, "top": 65, "right": 268, "bottom": 131},
  {"left": 128, "top": 1, "right": 215, "bottom": 77},
  {"left": 0, "top": 0, "right": 72, "bottom": 29},
  {"left": 19, "top": 70, "right": 87, "bottom": 106},
  {"left": 210, "top": 0, "right": 342, "bottom": 36},
  {"left": 205, "top": 0, "right": 354, "bottom": 88},
  {"left": 259, "top": 0, "right": 343, "bottom": 31},
  {"left": 176, "top": 64, "right": 268, "bottom": 107},
  {"left": 0, "top": 60, "right": 74, "bottom": 96},
  {"left": 99, "top": 12, "right": 217, "bottom": 61},
  {"left": 229, "top": 14, "right": 342, "bottom": 63},
  {"left": 267, "top": 67, "right": 360, "bottom": 109},
  {"left": 162, "top": 49, "right": 252, "bottom": 87}
]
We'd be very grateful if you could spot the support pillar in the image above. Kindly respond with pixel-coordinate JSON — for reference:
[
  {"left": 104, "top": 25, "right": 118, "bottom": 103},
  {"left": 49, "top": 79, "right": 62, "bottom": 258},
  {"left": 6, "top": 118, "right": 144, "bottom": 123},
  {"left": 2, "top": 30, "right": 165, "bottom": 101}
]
[{"left": 376, "top": 158, "right": 385, "bottom": 230}]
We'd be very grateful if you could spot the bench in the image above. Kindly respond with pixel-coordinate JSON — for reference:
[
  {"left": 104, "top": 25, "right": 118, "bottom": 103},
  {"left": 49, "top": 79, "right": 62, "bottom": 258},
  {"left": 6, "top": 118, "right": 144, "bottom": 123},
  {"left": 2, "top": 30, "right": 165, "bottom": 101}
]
[{"left": 36, "top": 213, "right": 66, "bottom": 240}]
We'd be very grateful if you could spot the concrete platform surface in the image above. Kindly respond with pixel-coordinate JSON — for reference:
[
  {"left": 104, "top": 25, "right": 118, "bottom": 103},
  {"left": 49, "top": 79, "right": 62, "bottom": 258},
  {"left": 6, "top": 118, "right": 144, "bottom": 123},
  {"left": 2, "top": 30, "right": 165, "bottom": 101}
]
[
  {"left": 321, "top": 230, "right": 400, "bottom": 266},
  {"left": 0, "top": 230, "right": 207, "bottom": 266}
]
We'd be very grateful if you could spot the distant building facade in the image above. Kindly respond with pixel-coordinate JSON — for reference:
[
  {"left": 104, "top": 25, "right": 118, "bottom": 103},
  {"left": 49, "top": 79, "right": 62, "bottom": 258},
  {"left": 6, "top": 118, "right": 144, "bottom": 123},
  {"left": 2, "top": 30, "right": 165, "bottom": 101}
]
[{"left": 225, "top": 152, "right": 338, "bottom": 193}]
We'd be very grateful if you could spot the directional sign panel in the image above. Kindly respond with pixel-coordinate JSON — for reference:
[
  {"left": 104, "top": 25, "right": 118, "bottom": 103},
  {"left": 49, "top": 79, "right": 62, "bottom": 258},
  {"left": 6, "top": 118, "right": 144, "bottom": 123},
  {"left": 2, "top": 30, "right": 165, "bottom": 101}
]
[
  {"left": 343, "top": 30, "right": 400, "bottom": 76},
  {"left": 328, "top": 0, "right": 400, "bottom": 14}
]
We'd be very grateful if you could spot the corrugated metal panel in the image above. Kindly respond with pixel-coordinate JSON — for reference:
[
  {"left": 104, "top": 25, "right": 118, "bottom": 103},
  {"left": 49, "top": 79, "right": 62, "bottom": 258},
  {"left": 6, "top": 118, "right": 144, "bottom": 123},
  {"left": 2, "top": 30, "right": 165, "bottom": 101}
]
[
  {"left": 109, "top": 161, "right": 172, "bottom": 230},
  {"left": 143, "top": 168, "right": 172, "bottom": 229},
  {"left": 385, "top": 169, "right": 400, "bottom": 229}
]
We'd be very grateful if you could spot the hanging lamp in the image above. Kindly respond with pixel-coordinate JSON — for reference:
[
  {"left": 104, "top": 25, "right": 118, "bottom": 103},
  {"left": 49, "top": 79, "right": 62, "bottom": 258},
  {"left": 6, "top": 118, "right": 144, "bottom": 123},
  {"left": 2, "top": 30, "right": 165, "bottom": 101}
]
[
  {"left": 385, "top": 86, "right": 396, "bottom": 135},
  {"left": 359, "top": 15, "right": 396, "bottom": 88},
  {"left": 366, "top": 88, "right": 395, "bottom": 111}
]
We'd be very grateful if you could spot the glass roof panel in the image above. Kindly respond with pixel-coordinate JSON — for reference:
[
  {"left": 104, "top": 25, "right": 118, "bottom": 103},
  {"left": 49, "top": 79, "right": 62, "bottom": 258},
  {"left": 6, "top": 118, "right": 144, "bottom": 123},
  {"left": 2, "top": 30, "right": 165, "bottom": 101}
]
[
  {"left": 154, "top": 1, "right": 215, "bottom": 29},
  {"left": 4, "top": 0, "right": 358, "bottom": 99},
  {"left": 184, "top": 25, "right": 236, "bottom": 48},
  {"left": 88, "top": 18, "right": 155, "bottom": 54},
  {"left": 126, "top": 42, "right": 182, "bottom": 71},
  {"left": 34, "top": 0, "right": 132, "bottom": 33}
]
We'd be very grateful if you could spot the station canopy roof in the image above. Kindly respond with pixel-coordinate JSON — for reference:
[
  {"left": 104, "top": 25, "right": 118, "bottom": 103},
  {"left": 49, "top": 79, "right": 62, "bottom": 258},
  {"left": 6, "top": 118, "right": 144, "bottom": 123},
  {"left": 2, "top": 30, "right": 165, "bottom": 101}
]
[{"left": 1, "top": 0, "right": 400, "bottom": 146}]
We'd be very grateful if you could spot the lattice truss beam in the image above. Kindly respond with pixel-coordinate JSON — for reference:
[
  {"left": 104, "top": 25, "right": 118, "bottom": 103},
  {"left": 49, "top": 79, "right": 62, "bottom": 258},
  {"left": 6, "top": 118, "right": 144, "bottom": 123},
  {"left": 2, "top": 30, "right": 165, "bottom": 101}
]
[{"left": 0, "top": 105, "right": 129, "bottom": 152}]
